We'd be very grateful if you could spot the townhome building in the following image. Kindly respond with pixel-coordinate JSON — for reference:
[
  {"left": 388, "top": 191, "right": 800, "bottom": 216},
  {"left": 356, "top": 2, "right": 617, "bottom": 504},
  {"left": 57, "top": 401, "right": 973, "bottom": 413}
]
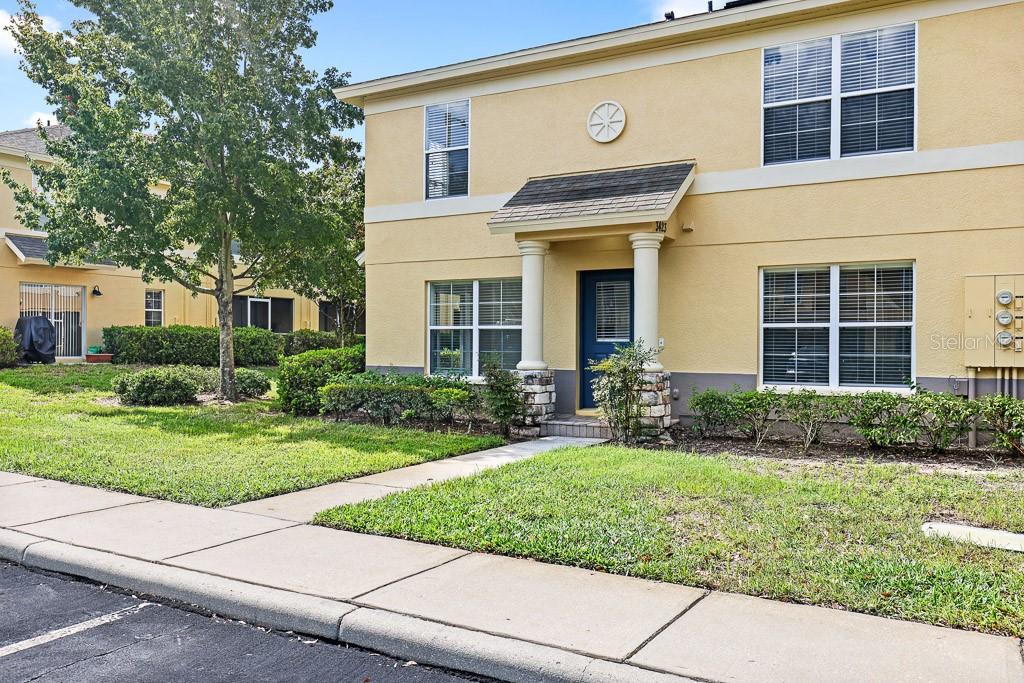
[
  {"left": 335, "top": 0, "right": 1024, "bottom": 427},
  {"left": 0, "top": 125, "right": 334, "bottom": 359}
]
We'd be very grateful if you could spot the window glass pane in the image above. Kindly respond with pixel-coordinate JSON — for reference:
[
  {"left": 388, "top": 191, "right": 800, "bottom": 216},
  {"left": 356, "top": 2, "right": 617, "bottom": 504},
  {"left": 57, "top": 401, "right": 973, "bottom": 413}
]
[
  {"left": 839, "top": 327, "right": 912, "bottom": 386},
  {"left": 763, "top": 38, "right": 831, "bottom": 104},
  {"left": 763, "top": 327, "right": 830, "bottom": 385},
  {"left": 425, "top": 104, "right": 449, "bottom": 151},
  {"left": 764, "top": 101, "right": 830, "bottom": 164},
  {"left": 430, "top": 329, "right": 473, "bottom": 376},
  {"left": 145, "top": 310, "right": 162, "bottom": 327},
  {"left": 447, "top": 100, "right": 470, "bottom": 148},
  {"left": 426, "top": 149, "right": 468, "bottom": 199},
  {"left": 479, "top": 278, "right": 522, "bottom": 326},
  {"left": 430, "top": 281, "right": 473, "bottom": 326},
  {"left": 249, "top": 300, "right": 270, "bottom": 329},
  {"left": 839, "top": 265, "right": 913, "bottom": 323},
  {"left": 841, "top": 24, "right": 915, "bottom": 93},
  {"left": 479, "top": 329, "right": 521, "bottom": 371},
  {"left": 840, "top": 90, "right": 913, "bottom": 156},
  {"left": 763, "top": 268, "right": 830, "bottom": 324},
  {"left": 595, "top": 280, "right": 631, "bottom": 342}
]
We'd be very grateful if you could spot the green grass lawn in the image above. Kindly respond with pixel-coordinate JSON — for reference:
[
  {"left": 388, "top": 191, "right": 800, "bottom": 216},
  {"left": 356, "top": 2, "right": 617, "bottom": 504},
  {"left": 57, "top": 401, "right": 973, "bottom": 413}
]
[
  {"left": 0, "top": 364, "right": 500, "bottom": 507},
  {"left": 317, "top": 446, "right": 1024, "bottom": 636}
]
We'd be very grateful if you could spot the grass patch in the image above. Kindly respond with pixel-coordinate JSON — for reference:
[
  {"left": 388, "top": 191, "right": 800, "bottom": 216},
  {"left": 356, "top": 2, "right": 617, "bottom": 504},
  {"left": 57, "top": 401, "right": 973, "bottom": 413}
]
[
  {"left": 0, "top": 365, "right": 500, "bottom": 506},
  {"left": 316, "top": 446, "right": 1024, "bottom": 636}
]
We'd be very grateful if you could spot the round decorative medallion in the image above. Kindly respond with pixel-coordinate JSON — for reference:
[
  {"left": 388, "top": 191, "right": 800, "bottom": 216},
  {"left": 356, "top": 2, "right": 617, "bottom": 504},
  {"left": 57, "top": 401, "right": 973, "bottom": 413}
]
[{"left": 587, "top": 101, "right": 626, "bottom": 143}]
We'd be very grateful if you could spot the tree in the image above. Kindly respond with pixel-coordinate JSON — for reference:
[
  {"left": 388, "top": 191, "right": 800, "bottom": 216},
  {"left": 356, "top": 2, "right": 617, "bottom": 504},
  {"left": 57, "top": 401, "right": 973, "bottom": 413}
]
[
  {"left": 282, "top": 161, "right": 365, "bottom": 345},
  {"left": 2, "top": 0, "right": 361, "bottom": 399}
]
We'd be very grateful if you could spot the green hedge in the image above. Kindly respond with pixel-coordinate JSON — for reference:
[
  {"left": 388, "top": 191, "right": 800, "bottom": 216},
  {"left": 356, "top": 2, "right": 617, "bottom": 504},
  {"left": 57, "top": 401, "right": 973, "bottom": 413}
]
[
  {"left": 111, "top": 367, "right": 200, "bottom": 406},
  {"left": 320, "top": 382, "right": 473, "bottom": 425},
  {"left": 282, "top": 329, "right": 343, "bottom": 356},
  {"left": 688, "top": 386, "right": 1024, "bottom": 456},
  {"left": 103, "top": 325, "right": 284, "bottom": 366},
  {"left": 277, "top": 345, "right": 366, "bottom": 415},
  {"left": 0, "top": 326, "right": 17, "bottom": 368}
]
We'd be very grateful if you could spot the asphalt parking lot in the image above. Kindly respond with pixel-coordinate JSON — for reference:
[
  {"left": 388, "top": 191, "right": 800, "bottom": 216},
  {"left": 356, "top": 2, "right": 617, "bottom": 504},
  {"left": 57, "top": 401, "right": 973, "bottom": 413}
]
[{"left": 0, "top": 561, "right": 482, "bottom": 682}]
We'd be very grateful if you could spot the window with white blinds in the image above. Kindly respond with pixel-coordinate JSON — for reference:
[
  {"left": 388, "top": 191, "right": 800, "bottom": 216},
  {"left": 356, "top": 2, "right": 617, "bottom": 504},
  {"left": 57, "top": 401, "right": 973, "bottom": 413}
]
[
  {"left": 595, "top": 280, "right": 632, "bottom": 342},
  {"left": 761, "top": 263, "right": 914, "bottom": 388},
  {"left": 428, "top": 278, "right": 521, "bottom": 376},
  {"left": 763, "top": 23, "right": 915, "bottom": 165},
  {"left": 425, "top": 100, "right": 469, "bottom": 199}
]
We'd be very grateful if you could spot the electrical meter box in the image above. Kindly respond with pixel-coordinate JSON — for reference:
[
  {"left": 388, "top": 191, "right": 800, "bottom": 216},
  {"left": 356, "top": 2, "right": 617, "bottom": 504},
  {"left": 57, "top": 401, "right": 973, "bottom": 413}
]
[{"left": 964, "top": 275, "right": 1024, "bottom": 368}]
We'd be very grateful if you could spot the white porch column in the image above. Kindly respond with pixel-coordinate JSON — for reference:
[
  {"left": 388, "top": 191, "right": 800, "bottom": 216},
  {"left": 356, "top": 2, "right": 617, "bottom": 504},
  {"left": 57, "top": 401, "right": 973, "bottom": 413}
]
[
  {"left": 629, "top": 232, "right": 665, "bottom": 371},
  {"left": 516, "top": 240, "right": 550, "bottom": 371}
]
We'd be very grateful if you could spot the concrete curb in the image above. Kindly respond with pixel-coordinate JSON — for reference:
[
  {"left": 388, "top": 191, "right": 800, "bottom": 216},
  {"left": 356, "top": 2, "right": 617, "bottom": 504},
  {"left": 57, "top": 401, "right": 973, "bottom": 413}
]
[
  {"left": 2, "top": 531, "right": 351, "bottom": 640},
  {"left": 339, "top": 607, "right": 695, "bottom": 683},
  {"left": 0, "top": 532, "right": 692, "bottom": 683}
]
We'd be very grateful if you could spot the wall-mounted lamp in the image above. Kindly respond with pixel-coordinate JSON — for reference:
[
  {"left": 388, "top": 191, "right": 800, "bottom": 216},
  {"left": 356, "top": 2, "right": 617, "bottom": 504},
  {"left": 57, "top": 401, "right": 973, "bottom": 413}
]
[{"left": 91, "top": 285, "right": 103, "bottom": 297}]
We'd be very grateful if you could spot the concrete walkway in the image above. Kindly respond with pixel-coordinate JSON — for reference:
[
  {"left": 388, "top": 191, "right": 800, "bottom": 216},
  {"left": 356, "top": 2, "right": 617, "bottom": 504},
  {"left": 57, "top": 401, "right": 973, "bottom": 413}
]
[{"left": 1, "top": 442, "right": 1022, "bottom": 683}]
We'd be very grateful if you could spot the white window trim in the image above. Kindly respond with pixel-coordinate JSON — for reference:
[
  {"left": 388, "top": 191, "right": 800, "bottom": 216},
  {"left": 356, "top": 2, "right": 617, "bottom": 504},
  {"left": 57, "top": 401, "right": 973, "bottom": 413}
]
[
  {"left": 761, "top": 21, "right": 918, "bottom": 167},
  {"left": 248, "top": 297, "right": 271, "bottom": 330},
  {"left": 426, "top": 278, "right": 522, "bottom": 380},
  {"left": 144, "top": 289, "right": 164, "bottom": 327},
  {"left": 758, "top": 261, "right": 916, "bottom": 393},
  {"left": 423, "top": 98, "right": 471, "bottom": 201}
]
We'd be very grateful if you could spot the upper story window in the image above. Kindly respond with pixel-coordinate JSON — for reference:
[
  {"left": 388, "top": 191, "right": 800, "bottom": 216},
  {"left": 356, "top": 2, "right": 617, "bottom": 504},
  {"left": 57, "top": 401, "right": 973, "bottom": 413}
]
[
  {"left": 763, "top": 24, "right": 915, "bottom": 165},
  {"left": 425, "top": 100, "right": 469, "bottom": 199}
]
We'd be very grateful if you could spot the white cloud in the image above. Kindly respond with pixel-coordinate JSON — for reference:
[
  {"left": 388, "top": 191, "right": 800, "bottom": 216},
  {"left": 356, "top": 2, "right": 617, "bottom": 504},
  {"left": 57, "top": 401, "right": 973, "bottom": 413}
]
[
  {"left": 1, "top": 10, "right": 63, "bottom": 59},
  {"left": 24, "top": 111, "right": 57, "bottom": 127},
  {"left": 653, "top": 0, "right": 714, "bottom": 20}
]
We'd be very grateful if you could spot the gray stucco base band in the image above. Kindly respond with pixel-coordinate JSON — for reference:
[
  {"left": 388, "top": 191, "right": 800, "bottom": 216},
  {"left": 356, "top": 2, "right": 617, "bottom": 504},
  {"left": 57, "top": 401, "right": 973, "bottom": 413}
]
[{"left": 366, "top": 365, "right": 425, "bottom": 376}]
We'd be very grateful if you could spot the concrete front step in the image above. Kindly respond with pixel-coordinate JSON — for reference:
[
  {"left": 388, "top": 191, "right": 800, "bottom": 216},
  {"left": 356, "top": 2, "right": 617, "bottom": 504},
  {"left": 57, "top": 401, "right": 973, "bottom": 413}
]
[{"left": 540, "top": 415, "right": 612, "bottom": 440}]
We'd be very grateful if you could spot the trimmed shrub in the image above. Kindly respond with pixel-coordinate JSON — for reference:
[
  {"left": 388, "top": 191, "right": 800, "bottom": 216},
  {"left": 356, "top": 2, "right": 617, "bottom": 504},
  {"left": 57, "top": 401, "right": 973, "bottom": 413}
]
[
  {"left": 283, "top": 329, "right": 342, "bottom": 356},
  {"left": 846, "top": 391, "right": 919, "bottom": 448},
  {"left": 590, "top": 343, "right": 658, "bottom": 443},
  {"left": 979, "top": 394, "right": 1024, "bottom": 457},
  {"left": 430, "top": 387, "right": 474, "bottom": 424},
  {"left": 320, "top": 383, "right": 434, "bottom": 425},
  {"left": 908, "top": 390, "right": 979, "bottom": 452},
  {"left": 689, "top": 387, "right": 736, "bottom": 438},
  {"left": 731, "top": 388, "right": 782, "bottom": 449},
  {"left": 234, "top": 327, "right": 285, "bottom": 366},
  {"left": 172, "top": 365, "right": 219, "bottom": 393},
  {"left": 111, "top": 367, "right": 199, "bottom": 406},
  {"left": 482, "top": 364, "right": 523, "bottom": 437},
  {"left": 779, "top": 389, "right": 848, "bottom": 453},
  {"left": 0, "top": 326, "right": 17, "bottom": 368},
  {"left": 103, "top": 325, "right": 282, "bottom": 366},
  {"left": 235, "top": 368, "right": 272, "bottom": 399},
  {"left": 278, "top": 345, "right": 366, "bottom": 415}
]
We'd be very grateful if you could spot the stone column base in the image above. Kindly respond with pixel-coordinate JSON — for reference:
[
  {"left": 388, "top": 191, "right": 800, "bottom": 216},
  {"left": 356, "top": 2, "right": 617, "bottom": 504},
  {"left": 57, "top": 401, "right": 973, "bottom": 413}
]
[
  {"left": 639, "top": 372, "right": 672, "bottom": 432},
  {"left": 515, "top": 370, "right": 556, "bottom": 437}
]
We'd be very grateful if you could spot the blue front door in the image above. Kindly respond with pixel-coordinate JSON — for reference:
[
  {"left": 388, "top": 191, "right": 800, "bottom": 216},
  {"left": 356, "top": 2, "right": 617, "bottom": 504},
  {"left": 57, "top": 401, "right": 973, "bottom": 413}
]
[{"left": 579, "top": 269, "right": 634, "bottom": 409}]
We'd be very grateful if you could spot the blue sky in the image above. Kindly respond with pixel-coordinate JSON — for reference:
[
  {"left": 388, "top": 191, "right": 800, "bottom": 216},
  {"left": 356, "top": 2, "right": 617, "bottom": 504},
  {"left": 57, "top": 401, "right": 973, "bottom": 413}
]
[{"left": 0, "top": 0, "right": 711, "bottom": 140}]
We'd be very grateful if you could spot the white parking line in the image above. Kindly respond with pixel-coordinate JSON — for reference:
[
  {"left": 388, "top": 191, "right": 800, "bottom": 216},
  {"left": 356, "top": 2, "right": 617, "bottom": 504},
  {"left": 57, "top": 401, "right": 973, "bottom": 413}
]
[{"left": 0, "top": 602, "right": 152, "bottom": 658}]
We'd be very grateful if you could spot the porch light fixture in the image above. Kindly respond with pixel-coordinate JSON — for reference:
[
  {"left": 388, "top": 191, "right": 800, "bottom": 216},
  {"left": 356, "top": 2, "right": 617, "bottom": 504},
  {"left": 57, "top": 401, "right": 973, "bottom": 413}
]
[{"left": 91, "top": 285, "right": 103, "bottom": 297}]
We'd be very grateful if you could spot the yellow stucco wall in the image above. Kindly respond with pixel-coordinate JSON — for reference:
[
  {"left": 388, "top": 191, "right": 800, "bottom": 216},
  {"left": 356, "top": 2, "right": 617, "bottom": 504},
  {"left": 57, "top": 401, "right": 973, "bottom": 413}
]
[{"left": 359, "top": 2, "right": 1024, "bottom": 395}]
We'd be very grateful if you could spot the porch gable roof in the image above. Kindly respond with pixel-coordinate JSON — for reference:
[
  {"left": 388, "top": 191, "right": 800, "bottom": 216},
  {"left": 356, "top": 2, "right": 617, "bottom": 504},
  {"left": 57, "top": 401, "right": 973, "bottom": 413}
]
[
  {"left": 4, "top": 233, "right": 116, "bottom": 269},
  {"left": 488, "top": 161, "right": 695, "bottom": 234}
]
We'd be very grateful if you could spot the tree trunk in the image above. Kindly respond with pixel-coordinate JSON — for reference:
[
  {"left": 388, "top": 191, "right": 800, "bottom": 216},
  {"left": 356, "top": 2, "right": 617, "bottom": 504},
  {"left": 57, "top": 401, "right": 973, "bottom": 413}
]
[{"left": 217, "top": 232, "right": 238, "bottom": 401}]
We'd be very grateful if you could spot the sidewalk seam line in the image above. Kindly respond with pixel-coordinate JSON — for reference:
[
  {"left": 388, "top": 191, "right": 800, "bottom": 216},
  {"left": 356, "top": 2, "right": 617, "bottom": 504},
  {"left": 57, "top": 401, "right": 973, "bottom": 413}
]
[
  {"left": 0, "top": 480, "right": 42, "bottom": 488},
  {"left": 347, "top": 550, "right": 474, "bottom": 601},
  {"left": 622, "top": 589, "right": 711, "bottom": 662},
  {"left": 8, "top": 499, "right": 153, "bottom": 529},
  {"left": 158, "top": 523, "right": 303, "bottom": 561}
]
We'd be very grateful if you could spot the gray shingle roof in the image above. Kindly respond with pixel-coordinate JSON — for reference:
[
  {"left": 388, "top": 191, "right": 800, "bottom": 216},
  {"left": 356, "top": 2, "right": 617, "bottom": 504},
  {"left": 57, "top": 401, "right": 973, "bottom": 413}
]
[
  {"left": 0, "top": 125, "right": 72, "bottom": 156},
  {"left": 489, "top": 161, "right": 695, "bottom": 226},
  {"left": 5, "top": 233, "right": 115, "bottom": 267}
]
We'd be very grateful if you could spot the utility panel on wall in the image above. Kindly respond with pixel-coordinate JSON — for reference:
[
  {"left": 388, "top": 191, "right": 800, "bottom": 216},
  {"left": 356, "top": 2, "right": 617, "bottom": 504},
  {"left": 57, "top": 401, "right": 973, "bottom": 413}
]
[{"left": 964, "top": 274, "right": 1024, "bottom": 368}]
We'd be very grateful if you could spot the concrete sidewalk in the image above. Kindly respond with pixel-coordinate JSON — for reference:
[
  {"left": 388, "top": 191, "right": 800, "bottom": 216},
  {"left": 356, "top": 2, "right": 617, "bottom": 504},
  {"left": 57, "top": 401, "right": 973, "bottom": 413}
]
[{"left": 1, "top": 444, "right": 1022, "bottom": 683}]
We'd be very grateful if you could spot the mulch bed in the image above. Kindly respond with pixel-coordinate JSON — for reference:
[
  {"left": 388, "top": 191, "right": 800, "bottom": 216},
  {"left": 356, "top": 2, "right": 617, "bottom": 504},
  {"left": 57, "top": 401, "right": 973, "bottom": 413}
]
[{"left": 659, "top": 425, "right": 1024, "bottom": 475}]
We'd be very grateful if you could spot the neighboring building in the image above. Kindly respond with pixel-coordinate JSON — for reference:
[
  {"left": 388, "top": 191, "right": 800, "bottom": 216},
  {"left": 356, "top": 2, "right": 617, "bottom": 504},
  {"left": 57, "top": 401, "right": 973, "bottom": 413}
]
[
  {"left": 0, "top": 125, "right": 326, "bottom": 359},
  {"left": 336, "top": 0, "right": 1024, "bottom": 421}
]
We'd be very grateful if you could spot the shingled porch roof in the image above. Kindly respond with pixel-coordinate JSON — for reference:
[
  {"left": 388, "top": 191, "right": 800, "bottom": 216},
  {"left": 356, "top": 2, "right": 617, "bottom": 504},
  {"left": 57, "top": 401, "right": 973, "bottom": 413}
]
[{"left": 488, "top": 161, "right": 695, "bottom": 234}]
